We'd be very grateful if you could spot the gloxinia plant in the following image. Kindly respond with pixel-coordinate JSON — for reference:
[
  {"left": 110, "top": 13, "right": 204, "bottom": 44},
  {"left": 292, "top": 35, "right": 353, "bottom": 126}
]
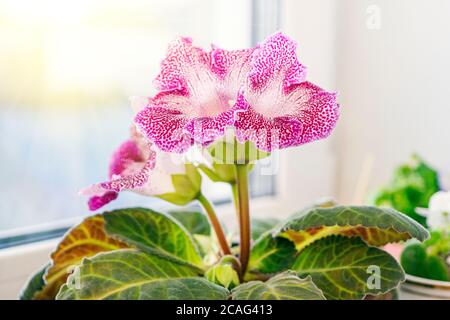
[{"left": 22, "top": 33, "right": 428, "bottom": 300}]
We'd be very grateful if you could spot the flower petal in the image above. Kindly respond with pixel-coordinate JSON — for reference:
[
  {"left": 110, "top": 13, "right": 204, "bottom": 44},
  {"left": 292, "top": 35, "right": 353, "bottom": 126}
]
[
  {"left": 101, "top": 155, "right": 156, "bottom": 193},
  {"left": 153, "top": 37, "right": 213, "bottom": 95},
  {"left": 291, "top": 82, "right": 339, "bottom": 144},
  {"left": 249, "top": 32, "right": 307, "bottom": 92},
  {"left": 109, "top": 139, "right": 145, "bottom": 178},
  {"left": 80, "top": 133, "right": 157, "bottom": 210},
  {"left": 135, "top": 105, "right": 193, "bottom": 153},
  {"left": 210, "top": 47, "right": 254, "bottom": 98},
  {"left": 185, "top": 102, "right": 247, "bottom": 146},
  {"left": 234, "top": 94, "right": 303, "bottom": 152},
  {"left": 138, "top": 151, "right": 186, "bottom": 195},
  {"left": 87, "top": 192, "right": 118, "bottom": 211},
  {"left": 235, "top": 81, "right": 339, "bottom": 151}
]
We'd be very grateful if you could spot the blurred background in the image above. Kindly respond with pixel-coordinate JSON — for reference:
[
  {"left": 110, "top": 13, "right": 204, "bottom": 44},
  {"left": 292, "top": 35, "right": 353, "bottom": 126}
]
[{"left": 1, "top": 0, "right": 450, "bottom": 297}]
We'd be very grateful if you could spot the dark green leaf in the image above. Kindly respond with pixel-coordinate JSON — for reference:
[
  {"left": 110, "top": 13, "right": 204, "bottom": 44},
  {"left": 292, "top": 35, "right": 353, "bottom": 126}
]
[
  {"left": 247, "top": 233, "right": 297, "bottom": 277},
  {"left": 20, "top": 264, "right": 48, "bottom": 300},
  {"left": 401, "top": 242, "right": 450, "bottom": 281},
  {"left": 279, "top": 205, "right": 428, "bottom": 251},
  {"left": 232, "top": 271, "right": 325, "bottom": 300},
  {"left": 251, "top": 218, "right": 279, "bottom": 240},
  {"left": 56, "top": 249, "right": 229, "bottom": 300},
  {"left": 168, "top": 210, "right": 210, "bottom": 236},
  {"left": 292, "top": 236, "right": 405, "bottom": 300},
  {"left": 425, "top": 255, "right": 449, "bottom": 281},
  {"left": 104, "top": 208, "right": 203, "bottom": 267},
  {"left": 400, "top": 243, "right": 428, "bottom": 278}
]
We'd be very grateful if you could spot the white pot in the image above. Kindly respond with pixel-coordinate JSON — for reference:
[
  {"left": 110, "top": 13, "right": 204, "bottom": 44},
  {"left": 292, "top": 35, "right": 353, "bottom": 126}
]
[{"left": 400, "top": 274, "right": 450, "bottom": 300}]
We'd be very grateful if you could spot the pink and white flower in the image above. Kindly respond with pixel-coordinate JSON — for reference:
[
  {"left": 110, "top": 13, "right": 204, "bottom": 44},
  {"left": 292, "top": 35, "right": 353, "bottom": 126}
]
[
  {"left": 134, "top": 37, "right": 254, "bottom": 153},
  {"left": 134, "top": 32, "right": 339, "bottom": 153},
  {"left": 234, "top": 32, "right": 340, "bottom": 152},
  {"left": 80, "top": 127, "right": 185, "bottom": 211}
]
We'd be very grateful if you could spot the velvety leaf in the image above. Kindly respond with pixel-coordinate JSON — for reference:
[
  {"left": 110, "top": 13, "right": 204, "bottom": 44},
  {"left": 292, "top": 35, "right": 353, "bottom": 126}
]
[
  {"left": 104, "top": 208, "right": 203, "bottom": 267},
  {"left": 36, "top": 215, "right": 128, "bottom": 299},
  {"left": 20, "top": 264, "right": 48, "bottom": 300},
  {"left": 232, "top": 271, "right": 325, "bottom": 300},
  {"left": 168, "top": 210, "right": 210, "bottom": 236},
  {"left": 292, "top": 236, "right": 405, "bottom": 300},
  {"left": 279, "top": 205, "right": 428, "bottom": 251},
  {"left": 251, "top": 218, "right": 279, "bottom": 240},
  {"left": 56, "top": 249, "right": 229, "bottom": 300},
  {"left": 247, "top": 233, "right": 297, "bottom": 277}
]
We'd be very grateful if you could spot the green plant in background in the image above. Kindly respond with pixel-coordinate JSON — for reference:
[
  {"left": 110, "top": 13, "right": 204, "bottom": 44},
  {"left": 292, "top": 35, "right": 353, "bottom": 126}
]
[
  {"left": 371, "top": 154, "right": 440, "bottom": 227},
  {"left": 401, "top": 230, "right": 450, "bottom": 281},
  {"left": 21, "top": 33, "right": 430, "bottom": 300}
]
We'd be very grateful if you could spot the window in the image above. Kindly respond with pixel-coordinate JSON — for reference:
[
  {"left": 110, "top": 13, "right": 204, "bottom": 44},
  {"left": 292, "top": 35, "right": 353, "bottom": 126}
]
[{"left": 0, "top": 0, "right": 279, "bottom": 248}]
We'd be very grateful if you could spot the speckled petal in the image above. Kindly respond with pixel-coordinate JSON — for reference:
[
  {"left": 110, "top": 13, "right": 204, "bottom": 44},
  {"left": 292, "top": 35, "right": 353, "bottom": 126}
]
[
  {"left": 185, "top": 102, "right": 247, "bottom": 146},
  {"left": 249, "top": 32, "right": 307, "bottom": 92},
  {"left": 109, "top": 139, "right": 145, "bottom": 178},
  {"left": 153, "top": 37, "right": 213, "bottom": 95},
  {"left": 210, "top": 47, "right": 254, "bottom": 98},
  {"left": 135, "top": 106, "right": 194, "bottom": 153},
  {"left": 234, "top": 94, "right": 303, "bottom": 152},
  {"left": 101, "top": 154, "right": 156, "bottom": 192},
  {"left": 80, "top": 133, "right": 157, "bottom": 211},
  {"left": 235, "top": 81, "right": 339, "bottom": 151},
  {"left": 293, "top": 82, "right": 339, "bottom": 144},
  {"left": 87, "top": 191, "right": 118, "bottom": 211}
]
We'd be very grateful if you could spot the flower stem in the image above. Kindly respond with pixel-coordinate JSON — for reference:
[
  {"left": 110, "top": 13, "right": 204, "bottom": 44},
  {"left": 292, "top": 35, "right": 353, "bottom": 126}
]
[
  {"left": 197, "top": 193, "right": 231, "bottom": 256},
  {"left": 235, "top": 164, "right": 251, "bottom": 275}
]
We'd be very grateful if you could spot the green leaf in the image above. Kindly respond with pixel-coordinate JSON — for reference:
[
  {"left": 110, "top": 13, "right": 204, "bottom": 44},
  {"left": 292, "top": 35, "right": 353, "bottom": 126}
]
[
  {"left": 425, "top": 255, "right": 449, "bottom": 281},
  {"left": 401, "top": 242, "right": 450, "bottom": 281},
  {"left": 279, "top": 205, "right": 428, "bottom": 251},
  {"left": 208, "top": 139, "right": 270, "bottom": 164},
  {"left": 205, "top": 256, "right": 240, "bottom": 289},
  {"left": 56, "top": 249, "right": 229, "bottom": 300},
  {"left": 33, "top": 215, "right": 128, "bottom": 299},
  {"left": 251, "top": 218, "right": 279, "bottom": 240},
  {"left": 199, "top": 163, "right": 236, "bottom": 183},
  {"left": 168, "top": 210, "right": 210, "bottom": 236},
  {"left": 104, "top": 208, "right": 203, "bottom": 268},
  {"left": 292, "top": 236, "right": 405, "bottom": 300},
  {"left": 157, "top": 164, "right": 201, "bottom": 205},
  {"left": 400, "top": 243, "right": 428, "bottom": 278},
  {"left": 247, "top": 233, "right": 297, "bottom": 277},
  {"left": 20, "top": 264, "right": 48, "bottom": 300},
  {"left": 372, "top": 154, "right": 440, "bottom": 227},
  {"left": 232, "top": 271, "right": 325, "bottom": 300}
]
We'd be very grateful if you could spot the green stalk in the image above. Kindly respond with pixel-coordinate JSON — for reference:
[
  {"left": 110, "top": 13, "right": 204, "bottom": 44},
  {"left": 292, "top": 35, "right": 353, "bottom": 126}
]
[
  {"left": 231, "top": 182, "right": 239, "bottom": 215},
  {"left": 235, "top": 164, "right": 251, "bottom": 275},
  {"left": 197, "top": 193, "right": 231, "bottom": 256}
]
